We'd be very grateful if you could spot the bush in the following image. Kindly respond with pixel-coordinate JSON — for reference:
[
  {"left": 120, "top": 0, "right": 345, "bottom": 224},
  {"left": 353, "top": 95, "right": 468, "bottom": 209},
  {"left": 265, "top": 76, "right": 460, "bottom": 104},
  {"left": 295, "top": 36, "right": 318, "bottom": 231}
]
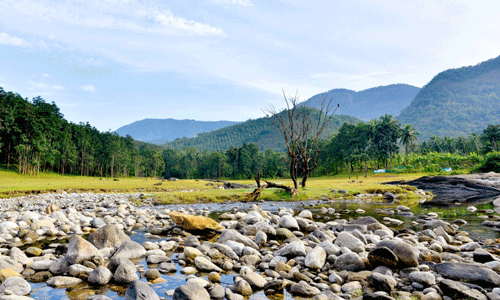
[
  {"left": 424, "top": 163, "right": 441, "bottom": 173},
  {"left": 475, "top": 152, "right": 500, "bottom": 173}
]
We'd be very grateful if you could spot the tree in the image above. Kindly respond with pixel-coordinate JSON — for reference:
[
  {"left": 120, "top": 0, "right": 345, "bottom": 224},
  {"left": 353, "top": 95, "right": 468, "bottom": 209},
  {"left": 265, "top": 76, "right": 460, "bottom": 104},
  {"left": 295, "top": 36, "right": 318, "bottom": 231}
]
[
  {"left": 481, "top": 124, "right": 500, "bottom": 153},
  {"left": 266, "top": 91, "right": 337, "bottom": 188},
  {"left": 400, "top": 124, "right": 419, "bottom": 156}
]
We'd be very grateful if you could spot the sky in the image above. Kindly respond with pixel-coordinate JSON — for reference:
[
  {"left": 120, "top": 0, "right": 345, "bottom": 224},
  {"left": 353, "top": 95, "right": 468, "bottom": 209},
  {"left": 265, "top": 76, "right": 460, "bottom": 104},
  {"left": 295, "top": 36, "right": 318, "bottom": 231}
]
[{"left": 1, "top": 0, "right": 500, "bottom": 132}]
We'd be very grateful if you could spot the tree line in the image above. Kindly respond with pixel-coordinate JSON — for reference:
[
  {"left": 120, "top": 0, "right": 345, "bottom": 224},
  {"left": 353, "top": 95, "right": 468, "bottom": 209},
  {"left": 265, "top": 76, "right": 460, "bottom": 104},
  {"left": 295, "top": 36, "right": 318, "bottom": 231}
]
[
  {"left": 0, "top": 88, "right": 164, "bottom": 177},
  {"left": 2, "top": 86, "right": 500, "bottom": 180}
]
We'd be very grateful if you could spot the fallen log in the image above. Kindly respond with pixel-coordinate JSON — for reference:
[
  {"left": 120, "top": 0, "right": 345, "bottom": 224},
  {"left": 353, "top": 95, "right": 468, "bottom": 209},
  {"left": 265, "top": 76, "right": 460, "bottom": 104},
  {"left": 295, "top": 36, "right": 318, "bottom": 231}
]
[{"left": 245, "top": 180, "right": 298, "bottom": 202}]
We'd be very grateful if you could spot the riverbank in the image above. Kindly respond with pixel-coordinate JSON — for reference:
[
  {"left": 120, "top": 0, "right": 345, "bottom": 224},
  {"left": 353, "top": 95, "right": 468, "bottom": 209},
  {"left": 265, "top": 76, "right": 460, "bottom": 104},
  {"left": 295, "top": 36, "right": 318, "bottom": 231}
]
[{"left": 0, "top": 190, "right": 498, "bottom": 299}]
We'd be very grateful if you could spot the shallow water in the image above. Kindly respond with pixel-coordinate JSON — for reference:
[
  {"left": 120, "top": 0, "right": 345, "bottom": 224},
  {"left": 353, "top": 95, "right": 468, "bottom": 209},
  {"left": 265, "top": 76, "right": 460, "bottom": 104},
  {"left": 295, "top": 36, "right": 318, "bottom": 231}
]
[{"left": 28, "top": 197, "right": 500, "bottom": 300}]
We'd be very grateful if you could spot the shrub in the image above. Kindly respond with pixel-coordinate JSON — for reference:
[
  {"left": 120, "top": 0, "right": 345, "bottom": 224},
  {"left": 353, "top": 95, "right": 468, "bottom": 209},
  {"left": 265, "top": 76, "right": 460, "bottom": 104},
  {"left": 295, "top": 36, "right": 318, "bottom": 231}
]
[{"left": 475, "top": 152, "right": 500, "bottom": 172}]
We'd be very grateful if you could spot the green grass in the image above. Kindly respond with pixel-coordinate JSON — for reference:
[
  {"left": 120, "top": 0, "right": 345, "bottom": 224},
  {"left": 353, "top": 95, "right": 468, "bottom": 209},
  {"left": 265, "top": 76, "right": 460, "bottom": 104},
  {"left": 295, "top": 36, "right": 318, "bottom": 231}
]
[{"left": 0, "top": 168, "right": 425, "bottom": 205}]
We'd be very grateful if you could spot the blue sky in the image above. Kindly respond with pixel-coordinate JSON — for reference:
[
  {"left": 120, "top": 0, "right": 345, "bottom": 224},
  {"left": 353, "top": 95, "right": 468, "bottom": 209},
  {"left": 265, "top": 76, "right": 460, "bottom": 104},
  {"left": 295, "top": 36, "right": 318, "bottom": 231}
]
[{"left": 1, "top": 0, "right": 500, "bottom": 131}]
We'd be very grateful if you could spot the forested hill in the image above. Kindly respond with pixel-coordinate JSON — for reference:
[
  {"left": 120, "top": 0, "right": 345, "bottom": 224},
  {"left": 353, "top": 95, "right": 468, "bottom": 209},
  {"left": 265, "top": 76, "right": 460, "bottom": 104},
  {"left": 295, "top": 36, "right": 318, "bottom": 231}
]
[
  {"left": 300, "top": 84, "right": 420, "bottom": 121},
  {"left": 165, "top": 110, "right": 361, "bottom": 152},
  {"left": 116, "top": 119, "right": 240, "bottom": 144},
  {"left": 398, "top": 55, "right": 500, "bottom": 140}
]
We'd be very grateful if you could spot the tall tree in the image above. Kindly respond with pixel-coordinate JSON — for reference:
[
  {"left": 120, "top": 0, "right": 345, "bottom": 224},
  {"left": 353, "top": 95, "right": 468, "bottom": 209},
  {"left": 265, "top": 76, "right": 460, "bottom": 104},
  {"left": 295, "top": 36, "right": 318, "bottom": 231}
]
[
  {"left": 400, "top": 124, "right": 419, "bottom": 156},
  {"left": 266, "top": 92, "right": 337, "bottom": 188}
]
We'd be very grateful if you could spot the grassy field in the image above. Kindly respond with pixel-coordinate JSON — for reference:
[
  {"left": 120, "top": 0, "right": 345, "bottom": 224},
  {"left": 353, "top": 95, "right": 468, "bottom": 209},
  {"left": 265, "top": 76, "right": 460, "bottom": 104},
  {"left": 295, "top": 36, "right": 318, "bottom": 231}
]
[{"left": 0, "top": 168, "right": 427, "bottom": 205}]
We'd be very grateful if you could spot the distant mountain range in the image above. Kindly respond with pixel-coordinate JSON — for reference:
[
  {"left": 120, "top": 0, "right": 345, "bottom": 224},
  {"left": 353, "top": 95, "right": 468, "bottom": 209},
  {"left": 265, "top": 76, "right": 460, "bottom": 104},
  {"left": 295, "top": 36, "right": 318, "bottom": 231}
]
[
  {"left": 398, "top": 55, "right": 500, "bottom": 140},
  {"left": 115, "top": 119, "right": 240, "bottom": 144},
  {"left": 300, "top": 84, "right": 420, "bottom": 121},
  {"left": 165, "top": 111, "right": 361, "bottom": 151},
  {"left": 117, "top": 55, "right": 500, "bottom": 147}
]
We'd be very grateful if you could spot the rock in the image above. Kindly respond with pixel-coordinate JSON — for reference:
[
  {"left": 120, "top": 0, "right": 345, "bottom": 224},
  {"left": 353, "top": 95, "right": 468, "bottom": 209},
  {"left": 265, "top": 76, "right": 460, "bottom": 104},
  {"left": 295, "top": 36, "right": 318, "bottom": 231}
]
[
  {"left": 275, "top": 241, "right": 306, "bottom": 257},
  {"left": 145, "top": 269, "right": 160, "bottom": 281},
  {"left": 0, "top": 277, "right": 30, "bottom": 295},
  {"left": 305, "top": 246, "right": 326, "bottom": 269},
  {"left": 184, "top": 235, "right": 200, "bottom": 247},
  {"left": 48, "top": 256, "right": 70, "bottom": 275},
  {"left": 29, "top": 271, "right": 52, "bottom": 283},
  {"left": 88, "top": 224, "right": 131, "bottom": 249},
  {"left": 210, "top": 284, "right": 225, "bottom": 299},
  {"left": 9, "top": 248, "right": 30, "bottom": 265},
  {"left": 30, "top": 260, "right": 53, "bottom": 271},
  {"left": 0, "top": 269, "right": 21, "bottom": 282},
  {"left": 111, "top": 240, "right": 146, "bottom": 260},
  {"left": 147, "top": 255, "right": 170, "bottom": 264},
  {"left": 194, "top": 256, "right": 222, "bottom": 272},
  {"left": 218, "top": 229, "right": 258, "bottom": 249},
  {"left": 275, "top": 228, "right": 295, "bottom": 239},
  {"left": 290, "top": 280, "right": 321, "bottom": 297},
  {"left": 92, "top": 218, "right": 106, "bottom": 228},
  {"left": 66, "top": 235, "right": 103, "bottom": 265},
  {"left": 170, "top": 212, "right": 223, "bottom": 231},
  {"left": 25, "top": 247, "right": 42, "bottom": 257},
  {"left": 235, "top": 278, "right": 253, "bottom": 296},
  {"left": 367, "top": 272, "right": 397, "bottom": 293},
  {"left": 0, "top": 257, "right": 23, "bottom": 273},
  {"left": 173, "top": 282, "right": 210, "bottom": 300},
  {"left": 473, "top": 248, "right": 495, "bottom": 263},
  {"left": 240, "top": 267, "right": 267, "bottom": 289},
  {"left": 334, "top": 231, "right": 365, "bottom": 253},
  {"left": 409, "top": 271, "right": 436, "bottom": 287},
  {"left": 46, "top": 276, "right": 82, "bottom": 288},
  {"left": 31, "top": 219, "right": 55, "bottom": 230},
  {"left": 435, "top": 262, "right": 500, "bottom": 287},
  {"left": 439, "top": 278, "right": 487, "bottom": 300},
  {"left": 278, "top": 215, "right": 300, "bottom": 230},
  {"left": 159, "top": 262, "right": 177, "bottom": 273},
  {"left": 393, "top": 242, "right": 419, "bottom": 267},
  {"left": 88, "top": 267, "right": 113, "bottom": 285},
  {"left": 184, "top": 247, "right": 204, "bottom": 260},
  {"left": 113, "top": 259, "right": 139, "bottom": 284},
  {"left": 298, "top": 210, "right": 312, "bottom": 219},
  {"left": 255, "top": 231, "right": 267, "bottom": 246},
  {"left": 124, "top": 280, "right": 160, "bottom": 300},
  {"left": 368, "top": 247, "right": 398, "bottom": 267},
  {"left": 334, "top": 252, "right": 365, "bottom": 271},
  {"left": 46, "top": 204, "right": 61, "bottom": 214},
  {"left": 207, "top": 272, "right": 221, "bottom": 283}
]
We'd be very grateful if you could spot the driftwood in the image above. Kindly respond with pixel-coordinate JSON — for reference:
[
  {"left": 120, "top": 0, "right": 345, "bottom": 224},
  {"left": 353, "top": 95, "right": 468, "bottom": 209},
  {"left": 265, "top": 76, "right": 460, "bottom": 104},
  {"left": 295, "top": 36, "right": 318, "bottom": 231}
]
[{"left": 246, "top": 179, "right": 298, "bottom": 202}]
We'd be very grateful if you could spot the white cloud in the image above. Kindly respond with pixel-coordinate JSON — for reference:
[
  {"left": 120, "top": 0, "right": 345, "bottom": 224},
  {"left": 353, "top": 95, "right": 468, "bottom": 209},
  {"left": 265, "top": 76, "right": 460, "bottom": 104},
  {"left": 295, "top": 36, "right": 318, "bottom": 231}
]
[
  {"left": 0, "top": 1, "right": 225, "bottom": 37},
  {"left": 81, "top": 84, "right": 96, "bottom": 93},
  {"left": 0, "top": 32, "right": 31, "bottom": 47},
  {"left": 211, "top": 0, "right": 253, "bottom": 6},
  {"left": 28, "top": 80, "right": 65, "bottom": 91},
  {"left": 42, "top": 73, "right": 50, "bottom": 77},
  {"left": 141, "top": 10, "right": 225, "bottom": 36}
]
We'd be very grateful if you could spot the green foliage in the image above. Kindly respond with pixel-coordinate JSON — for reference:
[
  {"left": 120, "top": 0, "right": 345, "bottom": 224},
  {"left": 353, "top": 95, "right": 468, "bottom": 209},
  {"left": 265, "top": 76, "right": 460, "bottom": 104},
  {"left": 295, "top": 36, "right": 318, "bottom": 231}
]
[
  {"left": 165, "top": 110, "right": 360, "bottom": 152},
  {"left": 0, "top": 87, "right": 162, "bottom": 178},
  {"left": 398, "top": 55, "right": 500, "bottom": 140},
  {"left": 475, "top": 152, "right": 500, "bottom": 173}
]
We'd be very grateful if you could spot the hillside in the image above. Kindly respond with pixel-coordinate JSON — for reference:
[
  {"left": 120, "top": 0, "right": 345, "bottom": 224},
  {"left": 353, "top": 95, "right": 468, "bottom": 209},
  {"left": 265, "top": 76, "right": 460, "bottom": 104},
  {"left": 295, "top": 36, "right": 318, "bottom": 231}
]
[
  {"left": 165, "top": 109, "right": 361, "bottom": 151},
  {"left": 300, "top": 84, "right": 420, "bottom": 121},
  {"left": 115, "top": 119, "right": 240, "bottom": 144},
  {"left": 398, "top": 55, "right": 500, "bottom": 140}
]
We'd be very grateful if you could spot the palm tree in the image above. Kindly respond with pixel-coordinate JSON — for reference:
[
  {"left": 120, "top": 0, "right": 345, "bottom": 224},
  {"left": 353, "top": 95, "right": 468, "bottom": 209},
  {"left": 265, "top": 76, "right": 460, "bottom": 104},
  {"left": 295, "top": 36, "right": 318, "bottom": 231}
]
[{"left": 400, "top": 124, "right": 419, "bottom": 156}]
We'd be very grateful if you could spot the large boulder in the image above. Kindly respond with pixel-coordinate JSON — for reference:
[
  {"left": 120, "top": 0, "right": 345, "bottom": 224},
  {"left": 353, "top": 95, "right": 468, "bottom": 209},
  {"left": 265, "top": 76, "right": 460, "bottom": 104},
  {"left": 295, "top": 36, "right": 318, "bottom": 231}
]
[
  {"left": 88, "top": 267, "right": 113, "bottom": 285},
  {"left": 46, "top": 276, "right": 83, "bottom": 288},
  {"left": 88, "top": 224, "right": 130, "bottom": 249},
  {"left": 124, "top": 280, "right": 160, "bottom": 300},
  {"left": 334, "top": 232, "right": 365, "bottom": 253},
  {"left": 170, "top": 212, "right": 223, "bottom": 231},
  {"left": 217, "top": 229, "right": 258, "bottom": 249},
  {"left": 113, "top": 259, "right": 139, "bottom": 284},
  {"left": 111, "top": 240, "right": 146, "bottom": 260},
  {"left": 333, "top": 252, "right": 365, "bottom": 272},
  {"left": 66, "top": 235, "right": 103, "bottom": 265},
  {"left": 0, "top": 277, "right": 30, "bottom": 295},
  {"left": 435, "top": 263, "right": 500, "bottom": 287},
  {"left": 304, "top": 246, "right": 326, "bottom": 269},
  {"left": 0, "top": 257, "right": 23, "bottom": 273},
  {"left": 173, "top": 282, "right": 210, "bottom": 300}
]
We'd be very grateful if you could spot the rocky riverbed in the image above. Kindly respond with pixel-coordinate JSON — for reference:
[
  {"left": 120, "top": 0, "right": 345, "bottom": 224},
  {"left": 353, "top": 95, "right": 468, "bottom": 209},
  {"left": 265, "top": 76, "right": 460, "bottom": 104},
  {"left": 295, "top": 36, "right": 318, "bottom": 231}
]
[{"left": 0, "top": 191, "right": 499, "bottom": 300}]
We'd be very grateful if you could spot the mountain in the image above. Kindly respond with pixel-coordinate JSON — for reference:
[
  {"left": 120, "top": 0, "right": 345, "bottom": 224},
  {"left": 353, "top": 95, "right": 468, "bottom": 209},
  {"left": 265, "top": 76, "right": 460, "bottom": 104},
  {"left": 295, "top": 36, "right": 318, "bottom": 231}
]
[
  {"left": 398, "top": 55, "right": 500, "bottom": 140},
  {"left": 300, "top": 84, "right": 420, "bottom": 121},
  {"left": 115, "top": 119, "right": 240, "bottom": 144},
  {"left": 165, "top": 109, "right": 361, "bottom": 152}
]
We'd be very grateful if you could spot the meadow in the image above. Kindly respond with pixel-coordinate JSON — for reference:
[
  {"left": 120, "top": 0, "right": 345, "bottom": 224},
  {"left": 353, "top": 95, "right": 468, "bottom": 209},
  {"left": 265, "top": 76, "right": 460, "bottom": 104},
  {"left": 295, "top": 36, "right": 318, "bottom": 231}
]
[{"left": 0, "top": 168, "right": 425, "bottom": 205}]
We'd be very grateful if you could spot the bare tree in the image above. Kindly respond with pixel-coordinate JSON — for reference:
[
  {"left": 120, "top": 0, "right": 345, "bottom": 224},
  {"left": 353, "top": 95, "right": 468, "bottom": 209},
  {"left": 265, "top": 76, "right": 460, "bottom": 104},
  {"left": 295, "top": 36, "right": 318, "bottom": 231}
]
[{"left": 266, "top": 91, "right": 337, "bottom": 188}]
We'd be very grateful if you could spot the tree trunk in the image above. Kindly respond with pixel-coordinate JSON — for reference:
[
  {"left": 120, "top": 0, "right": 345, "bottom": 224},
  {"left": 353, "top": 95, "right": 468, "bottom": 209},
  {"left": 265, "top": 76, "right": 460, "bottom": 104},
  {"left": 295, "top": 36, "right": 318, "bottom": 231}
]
[{"left": 301, "top": 173, "right": 309, "bottom": 187}]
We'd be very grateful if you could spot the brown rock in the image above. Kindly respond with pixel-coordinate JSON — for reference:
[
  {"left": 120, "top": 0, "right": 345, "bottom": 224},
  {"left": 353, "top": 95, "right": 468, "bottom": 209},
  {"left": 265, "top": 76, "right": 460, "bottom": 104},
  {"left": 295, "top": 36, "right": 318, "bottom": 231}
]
[
  {"left": 46, "top": 204, "right": 61, "bottom": 214},
  {"left": 0, "top": 269, "right": 22, "bottom": 282},
  {"left": 170, "top": 212, "right": 223, "bottom": 231},
  {"left": 88, "top": 224, "right": 130, "bottom": 249}
]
